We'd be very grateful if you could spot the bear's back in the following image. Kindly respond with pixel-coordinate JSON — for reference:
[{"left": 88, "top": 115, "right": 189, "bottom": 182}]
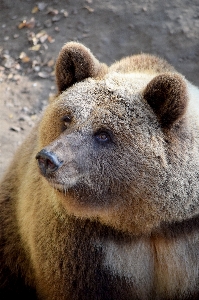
[{"left": 110, "top": 53, "right": 176, "bottom": 75}]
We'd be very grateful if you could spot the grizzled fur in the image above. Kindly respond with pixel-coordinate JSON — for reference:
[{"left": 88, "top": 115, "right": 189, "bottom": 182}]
[{"left": 1, "top": 42, "right": 199, "bottom": 299}]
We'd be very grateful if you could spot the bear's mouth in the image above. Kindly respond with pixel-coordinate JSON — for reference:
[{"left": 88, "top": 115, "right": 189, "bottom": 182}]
[
  {"left": 50, "top": 182, "right": 67, "bottom": 192},
  {"left": 47, "top": 176, "right": 80, "bottom": 192}
]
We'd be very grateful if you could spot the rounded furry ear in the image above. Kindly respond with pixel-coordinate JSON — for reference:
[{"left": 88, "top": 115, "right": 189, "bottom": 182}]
[
  {"left": 55, "top": 42, "right": 103, "bottom": 93},
  {"left": 143, "top": 73, "right": 188, "bottom": 128}
]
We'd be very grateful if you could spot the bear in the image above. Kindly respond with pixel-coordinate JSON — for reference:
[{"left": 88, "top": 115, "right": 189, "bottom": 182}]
[{"left": 1, "top": 41, "right": 199, "bottom": 300}]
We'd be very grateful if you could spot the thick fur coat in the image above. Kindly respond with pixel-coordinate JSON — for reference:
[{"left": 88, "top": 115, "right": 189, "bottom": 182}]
[{"left": 1, "top": 42, "right": 199, "bottom": 299}]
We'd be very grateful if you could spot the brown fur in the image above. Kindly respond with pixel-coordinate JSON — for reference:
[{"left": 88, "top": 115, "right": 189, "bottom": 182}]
[
  {"left": 55, "top": 41, "right": 107, "bottom": 93},
  {"left": 110, "top": 53, "right": 176, "bottom": 74},
  {"left": 143, "top": 73, "right": 188, "bottom": 128},
  {"left": 1, "top": 42, "right": 199, "bottom": 299}
]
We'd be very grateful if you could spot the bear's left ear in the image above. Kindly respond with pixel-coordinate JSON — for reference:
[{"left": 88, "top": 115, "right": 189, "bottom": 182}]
[
  {"left": 143, "top": 73, "right": 188, "bottom": 128},
  {"left": 55, "top": 42, "right": 106, "bottom": 94}
]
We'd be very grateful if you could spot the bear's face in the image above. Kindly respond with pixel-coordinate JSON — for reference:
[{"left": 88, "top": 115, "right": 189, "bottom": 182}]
[
  {"left": 37, "top": 73, "right": 168, "bottom": 234},
  {"left": 36, "top": 42, "right": 199, "bottom": 235},
  {"left": 39, "top": 73, "right": 165, "bottom": 199}
]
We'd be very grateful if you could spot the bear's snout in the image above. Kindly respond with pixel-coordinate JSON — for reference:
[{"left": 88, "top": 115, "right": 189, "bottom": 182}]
[{"left": 36, "top": 149, "right": 63, "bottom": 176}]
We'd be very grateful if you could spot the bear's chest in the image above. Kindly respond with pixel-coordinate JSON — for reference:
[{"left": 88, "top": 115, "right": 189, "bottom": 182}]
[{"left": 99, "top": 235, "right": 199, "bottom": 299}]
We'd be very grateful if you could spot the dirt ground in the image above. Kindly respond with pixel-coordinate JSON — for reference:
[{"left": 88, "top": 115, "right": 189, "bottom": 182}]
[{"left": 0, "top": 0, "right": 199, "bottom": 179}]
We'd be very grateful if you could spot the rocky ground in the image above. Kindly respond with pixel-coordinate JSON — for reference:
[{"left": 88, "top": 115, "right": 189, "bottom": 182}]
[{"left": 0, "top": 0, "right": 199, "bottom": 178}]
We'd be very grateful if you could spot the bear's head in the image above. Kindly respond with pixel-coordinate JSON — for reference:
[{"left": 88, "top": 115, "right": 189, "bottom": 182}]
[{"left": 36, "top": 42, "right": 199, "bottom": 235}]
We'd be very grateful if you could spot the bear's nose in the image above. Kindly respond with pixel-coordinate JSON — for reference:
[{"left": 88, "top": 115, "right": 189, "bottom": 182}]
[{"left": 36, "top": 149, "right": 63, "bottom": 176}]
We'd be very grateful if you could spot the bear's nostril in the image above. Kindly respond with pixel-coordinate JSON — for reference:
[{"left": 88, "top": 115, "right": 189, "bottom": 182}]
[
  {"left": 36, "top": 149, "right": 63, "bottom": 176},
  {"left": 46, "top": 158, "right": 56, "bottom": 170}
]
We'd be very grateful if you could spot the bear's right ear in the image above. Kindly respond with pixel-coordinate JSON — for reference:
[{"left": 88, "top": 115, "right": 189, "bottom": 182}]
[
  {"left": 143, "top": 73, "right": 188, "bottom": 128},
  {"left": 55, "top": 42, "right": 106, "bottom": 94}
]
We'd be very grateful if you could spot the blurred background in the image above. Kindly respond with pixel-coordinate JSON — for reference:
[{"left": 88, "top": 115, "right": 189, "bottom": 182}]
[{"left": 0, "top": 0, "right": 199, "bottom": 177}]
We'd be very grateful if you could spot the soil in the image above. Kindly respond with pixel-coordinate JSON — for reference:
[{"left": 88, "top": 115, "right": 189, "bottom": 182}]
[{"left": 0, "top": 0, "right": 199, "bottom": 179}]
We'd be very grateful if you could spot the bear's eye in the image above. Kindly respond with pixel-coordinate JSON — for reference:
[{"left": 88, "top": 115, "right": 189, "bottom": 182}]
[
  {"left": 94, "top": 130, "right": 111, "bottom": 144},
  {"left": 62, "top": 115, "right": 72, "bottom": 130}
]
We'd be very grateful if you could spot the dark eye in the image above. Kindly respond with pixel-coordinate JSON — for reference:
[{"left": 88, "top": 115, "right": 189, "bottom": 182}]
[
  {"left": 62, "top": 115, "right": 72, "bottom": 130},
  {"left": 94, "top": 131, "right": 111, "bottom": 143}
]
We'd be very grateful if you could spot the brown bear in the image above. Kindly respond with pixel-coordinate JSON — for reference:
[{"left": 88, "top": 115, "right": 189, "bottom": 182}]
[{"left": 1, "top": 41, "right": 199, "bottom": 300}]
